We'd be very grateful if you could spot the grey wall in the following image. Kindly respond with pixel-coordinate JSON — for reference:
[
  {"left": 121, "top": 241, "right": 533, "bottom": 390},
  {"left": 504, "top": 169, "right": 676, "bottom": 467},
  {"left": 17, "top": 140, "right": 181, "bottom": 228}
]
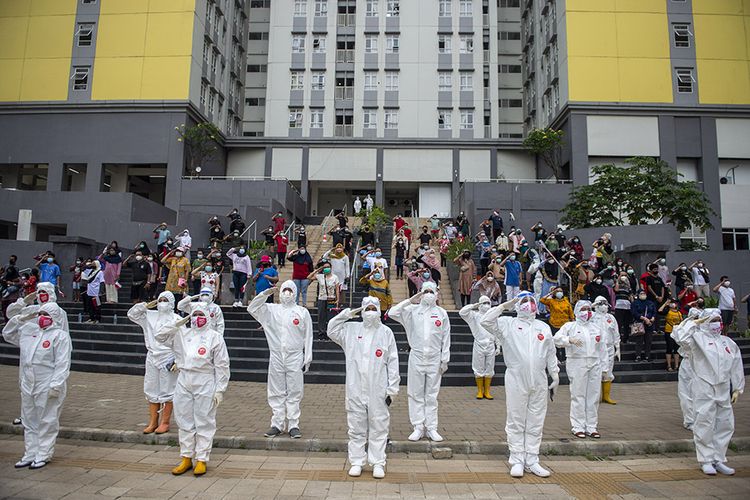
[
  {"left": 0, "top": 240, "right": 51, "bottom": 270},
  {"left": 566, "top": 225, "right": 682, "bottom": 255}
]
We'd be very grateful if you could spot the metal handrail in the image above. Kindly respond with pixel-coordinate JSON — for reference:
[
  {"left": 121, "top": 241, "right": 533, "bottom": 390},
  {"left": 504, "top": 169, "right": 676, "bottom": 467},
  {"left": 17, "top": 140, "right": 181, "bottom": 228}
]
[
  {"left": 348, "top": 235, "right": 361, "bottom": 306},
  {"left": 241, "top": 219, "right": 257, "bottom": 246},
  {"left": 540, "top": 241, "right": 573, "bottom": 301},
  {"left": 320, "top": 208, "right": 336, "bottom": 242},
  {"left": 283, "top": 220, "right": 296, "bottom": 242},
  {"left": 462, "top": 178, "right": 573, "bottom": 184}
]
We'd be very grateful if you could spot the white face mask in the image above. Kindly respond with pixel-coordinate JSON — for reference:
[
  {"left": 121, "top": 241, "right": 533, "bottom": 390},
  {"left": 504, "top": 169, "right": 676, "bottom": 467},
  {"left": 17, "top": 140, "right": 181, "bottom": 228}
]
[
  {"left": 724, "top": 281, "right": 731, "bottom": 286},
  {"left": 596, "top": 304, "right": 608, "bottom": 313},
  {"left": 421, "top": 293, "right": 437, "bottom": 306},
  {"left": 175, "top": 251, "right": 183, "bottom": 257},
  {"left": 362, "top": 310, "right": 380, "bottom": 326},
  {"left": 708, "top": 322, "right": 723, "bottom": 334},
  {"left": 157, "top": 301, "right": 172, "bottom": 312},
  {"left": 517, "top": 300, "right": 537, "bottom": 318},
  {"left": 555, "top": 292, "right": 563, "bottom": 299},
  {"left": 199, "top": 294, "right": 212, "bottom": 303},
  {"left": 576, "top": 310, "right": 592, "bottom": 322},
  {"left": 135, "top": 255, "right": 143, "bottom": 261},
  {"left": 280, "top": 289, "right": 295, "bottom": 304},
  {"left": 479, "top": 303, "right": 491, "bottom": 314}
]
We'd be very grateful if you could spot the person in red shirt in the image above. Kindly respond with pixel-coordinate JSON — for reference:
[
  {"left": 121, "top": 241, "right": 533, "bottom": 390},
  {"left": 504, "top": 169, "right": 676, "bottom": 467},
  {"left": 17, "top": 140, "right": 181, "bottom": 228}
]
[
  {"left": 22, "top": 269, "right": 38, "bottom": 297},
  {"left": 393, "top": 214, "right": 406, "bottom": 233},
  {"left": 402, "top": 224, "right": 412, "bottom": 245},
  {"left": 678, "top": 284, "right": 698, "bottom": 314},
  {"left": 272, "top": 212, "right": 286, "bottom": 233},
  {"left": 275, "top": 231, "right": 289, "bottom": 268}
]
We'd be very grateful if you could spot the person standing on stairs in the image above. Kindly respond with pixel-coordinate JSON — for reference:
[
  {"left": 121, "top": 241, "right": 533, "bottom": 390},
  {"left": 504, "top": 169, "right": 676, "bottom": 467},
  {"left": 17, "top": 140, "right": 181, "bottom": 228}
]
[
  {"left": 227, "top": 246, "right": 252, "bottom": 308},
  {"left": 459, "top": 295, "right": 497, "bottom": 400},
  {"left": 359, "top": 267, "right": 393, "bottom": 320},
  {"left": 592, "top": 296, "right": 621, "bottom": 405},
  {"left": 393, "top": 236, "right": 407, "bottom": 279},
  {"left": 389, "top": 281, "right": 451, "bottom": 443},
  {"left": 247, "top": 280, "right": 313, "bottom": 439},
  {"left": 287, "top": 246, "right": 314, "bottom": 306},
  {"left": 309, "top": 262, "right": 340, "bottom": 340},
  {"left": 127, "top": 291, "right": 181, "bottom": 436},
  {"left": 324, "top": 243, "right": 350, "bottom": 292},
  {"left": 274, "top": 230, "right": 289, "bottom": 269},
  {"left": 453, "top": 250, "right": 476, "bottom": 307}
]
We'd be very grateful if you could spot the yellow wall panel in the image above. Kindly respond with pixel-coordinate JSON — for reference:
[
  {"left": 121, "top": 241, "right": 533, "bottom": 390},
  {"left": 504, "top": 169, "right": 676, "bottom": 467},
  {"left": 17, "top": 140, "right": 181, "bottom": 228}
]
[
  {"left": 148, "top": 0, "right": 196, "bottom": 13},
  {"left": 0, "top": 17, "right": 28, "bottom": 59},
  {"left": 96, "top": 13, "right": 148, "bottom": 57},
  {"left": 0, "top": 59, "right": 23, "bottom": 101},
  {"left": 0, "top": 0, "right": 31, "bottom": 17},
  {"left": 91, "top": 57, "right": 144, "bottom": 100},
  {"left": 693, "top": 14, "right": 747, "bottom": 60},
  {"left": 568, "top": 57, "right": 620, "bottom": 102},
  {"left": 614, "top": 0, "right": 665, "bottom": 13},
  {"left": 99, "top": 0, "right": 150, "bottom": 14},
  {"left": 746, "top": 16, "right": 750, "bottom": 56},
  {"left": 566, "top": 12, "right": 618, "bottom": 57},
  {"left": 692, "top": 0, "right": 744, "bottom": 15},
  {"left": 24, "top": 15, "right": 75, "bottom": 58},
  {"left": 697, "top": 60, "right": 750, "bottom": 104},
  {"left": 615, "top": 13, "right": 670, "bottom": 58},
  {"left": 141, "top": 56, "right": 191, "bottom": 99},
  {"left": 19, "top": 58, "right": 70, "bottom": 100},
  {"left": 566, "top": 0, "right": 616, "bottom": 12},
  {"left": 30, "top": 0, "right": 76, "bottom": 16},
  {"left": 618, "top": 58, "right": 673, "bottom": 103},
  {"left": 145, "top": 12, "right": 194, "bottom": 57}
]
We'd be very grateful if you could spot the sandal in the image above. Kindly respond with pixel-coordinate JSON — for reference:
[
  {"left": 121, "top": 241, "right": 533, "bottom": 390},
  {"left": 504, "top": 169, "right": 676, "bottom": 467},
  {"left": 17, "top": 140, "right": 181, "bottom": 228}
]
[
  {"left": 588, "top": 432, "right": 601, "bottom": 439},
  {"left": 573, "top": 432, "right": 586, "bottom": 439}
]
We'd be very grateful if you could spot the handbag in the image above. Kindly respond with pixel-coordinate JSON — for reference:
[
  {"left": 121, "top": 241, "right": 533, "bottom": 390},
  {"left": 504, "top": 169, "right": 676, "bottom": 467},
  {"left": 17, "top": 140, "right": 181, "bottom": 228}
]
[
  {"left": 630, "top": 322, "right": 645, "bottom": 337},
  {"left": 177, "top": 277, "right": 187, "bottom": 288}
]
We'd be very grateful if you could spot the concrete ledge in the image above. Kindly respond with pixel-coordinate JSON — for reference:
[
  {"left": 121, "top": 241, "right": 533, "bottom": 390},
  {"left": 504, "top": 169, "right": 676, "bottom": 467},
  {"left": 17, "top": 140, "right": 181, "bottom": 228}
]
[{"left": 2, "top": 423, "right": 748, "bottom": 457}]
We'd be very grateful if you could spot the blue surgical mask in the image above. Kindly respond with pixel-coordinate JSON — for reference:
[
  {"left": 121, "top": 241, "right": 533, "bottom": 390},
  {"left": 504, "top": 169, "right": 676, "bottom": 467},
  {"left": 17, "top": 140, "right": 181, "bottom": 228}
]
[
  {"left": 204, "top": 266, "right": 213, "bottom": 273},
  {"left": 47, "top": 257, "right": 53, "bottom": 263},
  {"left": 239, "top": 249, "right": 246, "bottom": 255},
  {"left": 374, "top": 273, "right": 382, "bottom": 280},
  {"left": 375, "top": 252, "right": 382, "bottom": 257},
  {"left": 423, "top": 272, "right": 431, "bottom": 279}
]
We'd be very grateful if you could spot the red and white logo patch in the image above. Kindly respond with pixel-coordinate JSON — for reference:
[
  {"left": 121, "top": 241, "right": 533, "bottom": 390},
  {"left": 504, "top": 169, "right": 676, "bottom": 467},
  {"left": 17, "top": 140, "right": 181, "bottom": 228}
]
[
  {"left": 607, "top": 319, "right": 612, "bottom": 324},
  {"left": 197, "top": 346, "right": 207, "bottom": 356},
  {"left": 210, "top": 313, "right": 215, "bottom": 318},
  {"left": 537, "top": 333, "right": 544, "bottom": 341},
  {"left": 42, "top": 340, "right": 51, "bottom": 349},
  {"left": 595, "top": 335, "right": 601, "bottom": 343},
  {"left": 293, "top": 318, "right": 300, "bottom": 326},
  {"left": 375, "top": 349, "right": 383, "bottom": 358},
  {"left": 726, "top": 346, "right": 731, "bottom": 354},
  {"left": 435, "top": 320, "right": 442, "bottom": 327}
]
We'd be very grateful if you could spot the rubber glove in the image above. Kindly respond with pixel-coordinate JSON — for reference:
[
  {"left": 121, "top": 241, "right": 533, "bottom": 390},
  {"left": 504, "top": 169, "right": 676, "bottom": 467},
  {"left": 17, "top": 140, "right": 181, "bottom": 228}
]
[
  {"left": 48, "top": 386, "right": 61, "bottom": 399},
  {"left": 440, "top": 362, "right": 448, "bottom": 375},
  {"left": 615, "top": 344, "right": 621, "bottom": 362},
  {"left": 213, "top": 392, "right": 224, "bottom": 408},
  {"left": 548, "top": 373, "right": 560, "bottom": 400},
  {"left": 731, "top": 390, "right": 740, "bottom": 405},
  {"left": 570, "top": 338, "right": 584, "bottom": 347}
]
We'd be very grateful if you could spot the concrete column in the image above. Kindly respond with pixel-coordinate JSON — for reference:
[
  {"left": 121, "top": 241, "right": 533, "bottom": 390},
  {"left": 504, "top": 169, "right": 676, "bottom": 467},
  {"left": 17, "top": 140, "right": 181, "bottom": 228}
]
[
  {"left": 490, "top": 147, "right": 498, "bottom": 179},
  {"left": 375, "top": 148, "right": 384, "bottom": 207},
  {"left": 17, "top": 209, "right": 33, "bottom": 241},
  {"left": 569, "top": 113, "right": 589, "bottom": 187},
  {"left": 264, "top": 146, "right": 273, "bottom": 177},
  {"left": 451, "top": 149, "right": 460, "bottom": 216},
  {"left": 46, "top": 162, "right": 64, "bottom": 191},
  {"left": 658, "top": 115, "right": 677, "bottom": 169},
  {"left": 85, "top": 161, "right": 103, "bottom": 192},
  {"left": 698, "top": 117, "right": 723, "bottom": 250},
  {"left": 2, "top": 165, "right": 21, "bottom": 189},
  {"left": 300, "top": 146, "right": 310, "bottom": 205}
]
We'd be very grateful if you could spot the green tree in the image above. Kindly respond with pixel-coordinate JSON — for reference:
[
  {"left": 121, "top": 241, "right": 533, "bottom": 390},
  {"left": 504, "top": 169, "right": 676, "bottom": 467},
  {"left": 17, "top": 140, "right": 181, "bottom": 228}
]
[
  {"left": 175, "top": 122, "right": 221, "bottom": 176},
  {"left": 366, "top": 206, "right": 392, "bottom": 231},
  {"left": 560, "top": 157, "right": 715, "bottom": 233},
  {"left": 523, "top": 127, "right": 565, "bottom": 181}
]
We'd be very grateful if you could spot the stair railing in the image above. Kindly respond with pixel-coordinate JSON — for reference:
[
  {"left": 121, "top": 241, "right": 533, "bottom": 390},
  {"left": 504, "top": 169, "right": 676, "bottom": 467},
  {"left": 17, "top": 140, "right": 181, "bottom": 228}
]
[
  {"left": 540, "top": 241, "right": 573, "bottom": 300},
  {"left": 348, "top": 235, "right": 361, "bottom": 307},
  {"left": 283, "top": 220, "right": 296, "bottom": 243},
  {"left": 240, "top": 219, "right": 257, "bottom": 247}
]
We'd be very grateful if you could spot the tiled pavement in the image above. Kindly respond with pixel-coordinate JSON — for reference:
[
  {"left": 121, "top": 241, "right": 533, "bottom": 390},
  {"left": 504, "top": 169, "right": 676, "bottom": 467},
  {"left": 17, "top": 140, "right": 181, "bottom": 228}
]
[
  {"left": 0, "top": 366, "right": 748, "bottom": 452},
  {"left": 1, "top": 436, "right": 749, "bottom": 499}
]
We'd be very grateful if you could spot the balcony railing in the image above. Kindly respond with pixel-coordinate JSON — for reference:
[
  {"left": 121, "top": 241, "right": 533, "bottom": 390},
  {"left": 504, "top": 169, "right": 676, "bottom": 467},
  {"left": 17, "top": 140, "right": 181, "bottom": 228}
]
[
  {"left": 334, "top": 87, "right": 354, "bottom": 100},
  {"left": 336, "top": 49, "right": 354, "bottom": 63},
  {"left": 334, "top": 124, "right": 354, "bottom": 137},
  {"left": 337, "top": 13, "right": 355, "bottom": 26}
]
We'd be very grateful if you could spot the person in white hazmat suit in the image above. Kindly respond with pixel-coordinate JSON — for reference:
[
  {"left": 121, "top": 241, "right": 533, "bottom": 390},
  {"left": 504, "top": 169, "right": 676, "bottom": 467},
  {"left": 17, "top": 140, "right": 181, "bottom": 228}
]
[
  {"left": 672, "top": 308, "right": 745, "bottom": 476},
  {"left": 155, "top": 302, "right": 229, "bottom": 476},
  {"left": 327, "top": 297, "right": 400, "bottom": 479},
  {"left": 459, "top": 295, "right": 497, "bottom": 400},
  {"left": 592, "top": 296, "right": 620, "bottom": 405},
  {"left": 247, "top": 280, "right": 313, "bottom": 438},
  {"left": 389, "top": 281, "right": 450, "bottom": 442},
  {"left": 3, "top": 303, "right": 71, "bottom": 469},
  {"left": 554, "top": 300, "right": 608, "bottom": 439},
  {"left": 675, "top": 307, "right": 701, "bottom": 431},
  {"left": 480, "top": 291, "right": 559, "bottom": 478},
  {"left": 178, "top": 286, "right": 225, "bottom": 336},
  {"left": 127, "top": 291, "right": 181, "bottom": 434}
]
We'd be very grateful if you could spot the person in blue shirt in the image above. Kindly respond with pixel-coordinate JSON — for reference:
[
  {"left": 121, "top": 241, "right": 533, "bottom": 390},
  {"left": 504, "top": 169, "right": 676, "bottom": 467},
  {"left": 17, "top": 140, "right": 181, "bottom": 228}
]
[
  {"left": 36, "top": 252, "right": 61, "bottom": 286},
  {"left": 500, "top": 252, "right": 523, "bottom": 301},
  {"left": 253, "top": 255, "right": 279, "bottom": 303}
]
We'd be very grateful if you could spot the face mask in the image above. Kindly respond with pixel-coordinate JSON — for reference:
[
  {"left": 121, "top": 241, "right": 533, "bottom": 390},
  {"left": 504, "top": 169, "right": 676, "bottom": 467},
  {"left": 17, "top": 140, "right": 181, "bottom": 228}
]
[
  {"left": 724, "top": 281, "right": 731, "bottom": 286},
  {"left": 509, "top": 255, "right": 516, "bottom": 261},
  {"left": 594, "top": 279, "right": 602, "bottom": 285},
  {"left": 639, "top": 294, "right": 647, "bottom": 301},
  {"left": 148, "top": 257, "right": 154, "bottom": 262},
  {"left": 627, "top": 269, "right": 634, "bottom": 275},
  {"left": 596, "top": 304, "right": 608, "bottom": 313},
  {"left": 204, "top": 266, "right": 213, "bottom": 273},
  {"left": 697, "top": 263, "right": 703, "bottom": 268},
  {"left": 375, "top": 252, "right": 382, "bottom": 257},
  {"left": 200, "top": 294, "right": 212, "bottom": 303},
  {"left": 555, "top": 292, "right": 563, "bottom": 299},
  {"left": 234, "top": 232, "right": 239, "bottom": 237},
  {"left": 496, "top": 258, "right": 502, "bottom": 263},
  {"left": 547, "top": 260, "right": 554, "bottom": 264},
  {"left": 38, "top": 316, "right": 53, "bottom": 329},
  {"left": 423, "top": 273, "right": 431, "bottom": 279},
  {"left": 46, "top": 258, "right": 54, "bottom": 263},
  {"left": 38, "top": 291, "right": 49, "bottom": 303},
  {"left": 175, "top": 252, "right": 183, "bottom": 257},
  {"left": 660, "top": 259, "right": 666, "bottom": 265},
  {"left": 323, "top": 268, "right": 331, "bottom": 275},
  {"left": 708, "top": 322, "right": 723, "bottom": 334},
  {"left": 76, "top": 260, "right": 81, "bottom": 265},
  {"left": 373, "top": 273, "right": 382, "bottom": 280},
  {"left": 606, "top": 265, "right": 613, "bottom": 270},
  {"left": 197, "top": 254, "right": 204, "bottom": 259},
  {"left": 367, "top": 246, "right": 373, "bottom": 251},
  {"left": 421, "top": 293, "right": 436, "bottom": 306},
  {"left": 135, "top": 255, "right": 143, "bottom": 261},
  {"left": 157, "top": 301, "right": 172, "bottom": 312},
  {"left": 362, "top": 310, "right": 380, "bottom": 325},
  {"left": 479, "top": 303, "right": 491, "bottom": 314},
  {"left": 192, "top": 316, "right": 207, "bottom": 328},
  {"left": 576, "top": 310, "right": 592, "bottom": 322},
  {"left": 300, "top": 249, "right": 306, "bottom": 254},
  {"left": 281, "top": 290, "right": 295, "bottom": 304},
  {"left": 621, "top": 276, "right": 628, "bottom": 282},
  {"left": 518, "top": 300, "right": 537, "bottom": 317}
]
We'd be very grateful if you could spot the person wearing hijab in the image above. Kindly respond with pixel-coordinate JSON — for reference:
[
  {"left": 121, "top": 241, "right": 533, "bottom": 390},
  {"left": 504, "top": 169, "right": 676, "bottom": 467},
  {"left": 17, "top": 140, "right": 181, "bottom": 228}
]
[
  {"left": 672, "top": 308, "right": 745, "bottom": 476},
  {"left": 459, "top": 295, "right": 497, "bottom": 400},
  {"left": 155, "top": 303, "right": 230, "bottom": 476},
  {"left": 163, "top": 246, "right": 192, "bottom": 304},
  {"left": 538, "top": 255, "right": 560, "bottom": 315},
  {"left": 176, "top": 229, "right": 193, "bottom": 260},
  {"left": 325, "top": 243, "right": 351, "bottom": 292},
  {"left": 327, "top": 297, "right": 400, "bottom": 479},
  {"left": 81, "top": 260, "right": 105, "bottom": 323},
  {"left": 100, "top": 242, "right": 123, "bottom": 304},
  {"left": 3, "top": 303, "right": 72, "bottom": 469},
  {"left": 474, "top": 271, "right": 501, "bottom": 305}
]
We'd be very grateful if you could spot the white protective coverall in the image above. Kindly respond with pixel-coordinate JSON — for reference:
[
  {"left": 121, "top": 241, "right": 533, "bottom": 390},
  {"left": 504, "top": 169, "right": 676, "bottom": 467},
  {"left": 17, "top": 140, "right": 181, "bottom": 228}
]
[
  {"left": 480, "top": 292, "right": 559, "bottom": 467},
  {"left": 7, "top": 282, "right": 69, "bottom": 333},
  {"left": 247, "top": 280, "right": 313, "bottom": 431},
  {"left": 127, "top": 291, "right": 181, "bottom": 403},
  {"left": 459, "top": 296, "right": 495, "bottom": 377},
  {"left": 177, "top": 288, "right": 225, "bottom": 336},
  {"left": 592, "top": 296, "right": 620, "bottom": 382},
  {"left": 676, "top": 307, "right": 700, "bottom": 430},
  {"left": 2, "top": 303, "right": 72, "bottom": 464},
  {"left": 327, "top": 297, "right": 400, "bottom": 467},
  {"left": 554, "top": 300, "right": 608, "bottom": 435},
  {"left": 672, "top": 309, "right": 745, "bottom": 466},
  {"left": 389, "top": 282, "right": 450, "bottom": 433},
  {"left": 155, "top": 303, "right": 230, "bottom": 462}
]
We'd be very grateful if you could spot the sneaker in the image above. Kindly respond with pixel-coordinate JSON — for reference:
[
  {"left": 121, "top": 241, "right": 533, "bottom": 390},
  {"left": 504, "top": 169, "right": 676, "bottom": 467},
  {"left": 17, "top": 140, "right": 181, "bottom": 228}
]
[
  {"left": 12, "top": 417, "right": 21, "bottom": 425},
  {"left": 701, "top": 463, "right": 717, "bottom": 475},
  {"left": 348, "top": 465, "right": 362, "bottom": 477},
  {"left": 510, "top": 463, "right": 524, "bottom": 478},
  {"left": 526, "top": 463, "right": 551, "bottom": 478},
  {"left": 683, "top": 423, "right": 693, "bottom": 431},
  {"left": 264, "top": 426, "right": 282, "bottom": 438},
  {"left": 14, "top": 459, "right": 32, "bottom": 468},
  {"left": 426, "top": 429, "right": 444, "bottom": 442},
  {"left": 373, "top": 465, "right": 385, "bottom": 479},
  {"left": 29, "top": 460, "right": 47, "bottom": 470},
  {"left": 714, "top": 462, "right": 735, "bottom": 475},
  {"left": 289, "top": 427, "right": 302, "bottom": 439},
  {"left": 408, "top": 427, "right": 424, "bottom": 441}
]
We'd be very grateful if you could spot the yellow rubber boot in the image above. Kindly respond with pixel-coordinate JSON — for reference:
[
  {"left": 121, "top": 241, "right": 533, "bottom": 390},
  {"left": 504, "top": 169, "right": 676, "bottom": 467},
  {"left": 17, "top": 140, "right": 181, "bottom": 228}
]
[
  {"left": 483, "top": 377, "right": 494, "bottom": 400},
  {"left": 601, "top": 381, "right": 617, "bottom": 405},
  {"left": 143, "top": 403, "right": 159, "bottom": 434},
  {"left": 172, "top": 457, "right": 192, "bottom": 475},
  {"left": 475, "top": 378, "right": 484, "bottom": 399},
  {"left": 193, "top": 461, "right": 207, "bottom": 476}
]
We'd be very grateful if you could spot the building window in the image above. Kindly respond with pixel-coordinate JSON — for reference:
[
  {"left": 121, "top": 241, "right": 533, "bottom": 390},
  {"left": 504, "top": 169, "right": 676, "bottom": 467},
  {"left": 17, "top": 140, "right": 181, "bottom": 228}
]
[
  {"left": 386, "top": 0, "right": 399, "bottom": 16},
  {"left": 500, "top": 31, "right": 521, "bottom": 40},
  {"left": 438, "top": 110, "right": 452, "bottom": 129},
  {"left": 289, "top": 108, "right": 303, "bottom": 128},
  {"left": 552, "top": 83, "right": 559, "bottom": 108},
  {"left": 203, "top": 40, "right": 210, "bottom": 62},
  {"left": 292, "top": 35, "right": 306, "bottom": 53},
  {"left": 211, "top": 50, "right": 218, "bottom": 75},
  {"left": 459, "top": 35, "right": 474, "bottom": 54},
  {"left": 314, "top": 0, "right": 328, "bottom": 16},
  {"left": 384, "top": 110, "right": 399, "bottom": 129},
  {"left": 439, "top": 0, "right": 451, "bottom": 17},
  {"left": 72, "top": 66, "right": 89, "bottom": 91},
  {"left": 722, "top": 228, "right": 749, "bottom": 250},
  {"left": 500, "top": 99, "right": 522, "bottom": 107},
  {"left": 499, "top": 0, "right": 520, "bottom": 7},
  {"left": 676, "top": 67, "right": 695, "bottom": 93},
  {"left": 459, "top": 0, "right": 473, "bottom": 17},
  {"left": 386, "top": 35, "right": 399, "bottom": 53},
  {"left": 365, "top": 35, "right": 378, "bottom": 53},
  {"left": 364, "top": 72, "right": 378, "bottom": 90},
  {"left": 438, "top": 35, "right": 452, "bottom": 54},
  {"left": 459, "top": 72, "right": 473, "bottom": 91},
  {"left": 248, "top": 31, "right": 270, "bottom": 40},
  {"left": 460, "top": 110, "right": 474, "bottom": 129},
  {"left": 310, "top": 109, "right": 324, "bottom": 128},
  {"left": 313, "top": 35, "right": 327, "bottom": 52},
  {"left": 385, "top": 71, "right": 399, "bottom": 90},
  {"left": 208, "top": 90, "right": 216, "bottom": 114},
  {"left": 311, "top": 71, "right": 325, "bottom": 90},
  {"left": 438, "top": 72, "right": 452, "bottom": 91},
  {"left": 291, "top": 71, "right": 304, "bottom": 90},
  {"left": 245, "top": 97, "right": 266, "bottom": 106},
  {"left": 364, "top": 110, "right": 377, "bottom": 129},
  {"left": 673, "top": 23, "right": 692, "bottom": 48},
  {"left": 499, "top": 64, "right": 521, "bottom": 73},
  {"left": 200, "top": 81, "right": 207, "bottom": 106},
  {"left": 246, "top": 64, "right": 268, "bottom": 72},
  {"left": 76, "top": 22, "right": 94, "bottom": 47},
  {"left": 366, "top": 0, "right": 378, "bottom": 17},
  {"left": 81, "top": 0, "right": 98, "bottom": 4},
  {"left": 206, "top": 2, "right": 213, "bottom": 29},
  {"left": 250, "top": 0, "right": 271, "bottom": 7},
  {"left": 294, "top": 0, "right": 307, "bottom": 16}
]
